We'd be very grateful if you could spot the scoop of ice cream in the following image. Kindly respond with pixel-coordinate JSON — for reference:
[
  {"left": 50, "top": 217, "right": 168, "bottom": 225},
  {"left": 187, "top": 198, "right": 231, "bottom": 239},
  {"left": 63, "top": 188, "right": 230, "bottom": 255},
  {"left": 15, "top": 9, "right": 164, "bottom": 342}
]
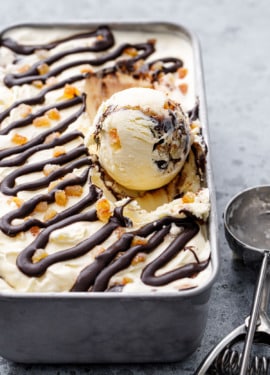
[{"left": 87, "top": 87, "right": 192, "bottom": 191}]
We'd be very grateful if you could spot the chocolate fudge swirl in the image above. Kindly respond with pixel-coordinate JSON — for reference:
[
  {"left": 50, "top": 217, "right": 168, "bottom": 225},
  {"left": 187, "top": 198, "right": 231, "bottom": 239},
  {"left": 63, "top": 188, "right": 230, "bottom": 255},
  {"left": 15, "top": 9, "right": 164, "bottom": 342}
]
[
  {"left": 0, "top": 25, "right": 114, "bottom": 55},
  {"left": 3, "top": 42, "right": 155, "bottom": 88},
  {"left": 0, "top": 25, "right": 207, "bottom": 291},
  {"left": 16, "top": 201, "right": 129, "bottom": 277},
  {"left": 72, "top": 216, "right": 208, "bottom": 292},
  {"left": 0, "top": 167, "right": 93, "bottom": 236}
]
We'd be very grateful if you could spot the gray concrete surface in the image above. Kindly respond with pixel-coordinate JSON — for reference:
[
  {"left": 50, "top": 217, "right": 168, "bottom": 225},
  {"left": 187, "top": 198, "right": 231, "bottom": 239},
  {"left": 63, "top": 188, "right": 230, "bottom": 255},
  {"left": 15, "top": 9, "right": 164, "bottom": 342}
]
[{"left": 0, "top": 0, "right": 269, "bottom": 373}]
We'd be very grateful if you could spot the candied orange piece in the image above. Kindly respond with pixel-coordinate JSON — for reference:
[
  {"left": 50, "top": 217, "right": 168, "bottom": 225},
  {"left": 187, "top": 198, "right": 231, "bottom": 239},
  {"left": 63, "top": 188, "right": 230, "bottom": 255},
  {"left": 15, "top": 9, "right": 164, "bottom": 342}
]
[
  {"left": 46, "top": 108, "right": 61, "bottom": 121},
  {"left": 43, "top": 164, "right": 60, "bottom": 176},
  {"left": 122, "top": 277, "right": 133, "bottom": 285},
  {"left": 53, "top": 146, "right": 66, "bottom": 157},
  {"left": 32, "top": 80, "right": 43, "bottom": 88},
  {"left": 177, "top": 67, "right": 188, "bottom": 79},
  {"left": 80, "top": 65, "right": 94, "bottom": 74},
  {"left": 182, "top": 192, "right": 195, "bottom": 203},
  {"left": 30, "top": 226, "right": 40, "bottom": 237},
  {"left": 8, "top": 196, "right": 24, "bottom": 208},
  {"left": 65, "top": 185, "right": 83, "bottom": 197},
  {"left": 44, "top": 132, "right": 60, "bottom": 144},
  {"left": 55, "top": 190, "right": 68, "bottom": 206},
  {"left": 109, "top": 128, "right": 121, "bottom": 149},
  {"left": 17, "top": 64, "right": 30, "bottom": 73},
  {"left": 124, "top": 47, "right": 138, "bottom": 57},
  {"left": 37, "top": 63, "right": 49, "bottom": 75},
  {"left": 190, "top": 122, "right": 199, "bottom": 130},
  {"left": 96, "top": 198, "right": 112, "bottom": 222},
  {"left": 63, "top": 84, "right": 80, "bottom": 99},
  {"left": 131, "top": 236, "right": 148, "bottom": 246},
  {"left": 48, "top": 180, "right": 61, "bottom": 192},
  {"left": 43, "top": 208, "right": 57, "bottom": 221},
  {"left": 34, "top": 201, "right": 48, "bottom": 213},
  {"left": 32, "top": 249, "right": 48, "bottom": 263},
  {"left": 179, "top": 83, "right": 188, "bottom": 95},
  {"left": 18, "top": 104, "right": 32, "bottom": 118},
  {"left": 131, "top": 253, "right": 146, "bottom": 266},
  {"left": 33, "top": 115, "right": 50, "bottom": 127},
  {"left": 11, "top": 133, "right": 28, "bottom": 145},
  {"left": 96, "top": 34, "right": 104, "bottom": 41},
  {"left": 164, "top": 100, "right": 176, "bottom": 111}
]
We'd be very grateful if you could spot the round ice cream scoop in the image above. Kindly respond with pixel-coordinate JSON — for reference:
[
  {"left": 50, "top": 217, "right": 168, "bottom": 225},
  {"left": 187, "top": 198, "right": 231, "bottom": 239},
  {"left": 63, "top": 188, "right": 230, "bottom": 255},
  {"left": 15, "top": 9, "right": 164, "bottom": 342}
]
[{"left": 87, "top": 87, "right": 191, "bottom": 191}]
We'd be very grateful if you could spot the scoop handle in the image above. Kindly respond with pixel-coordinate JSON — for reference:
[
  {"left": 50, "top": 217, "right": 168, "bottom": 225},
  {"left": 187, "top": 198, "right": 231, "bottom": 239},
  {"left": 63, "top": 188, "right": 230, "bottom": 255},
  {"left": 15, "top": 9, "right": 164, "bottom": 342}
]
[{"left": 239, "top": 250, "right": 270, "bottom": 375}]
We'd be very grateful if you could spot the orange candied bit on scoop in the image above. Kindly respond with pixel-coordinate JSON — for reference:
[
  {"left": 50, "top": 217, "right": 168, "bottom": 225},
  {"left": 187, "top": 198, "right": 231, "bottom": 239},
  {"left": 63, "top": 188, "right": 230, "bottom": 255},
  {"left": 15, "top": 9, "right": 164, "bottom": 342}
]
[
  {"left": 37, "top": 63, "right": 49, "bottom": 75},
  {"left": 65, "top": 185, "right": 83, "bottom": 197},
  {"left": 55, "top": 190, "right": 68, "bottom": 206},
  {"left": 46, "top": 108, "right": 61, "bottom": 121},
  {"left": 53, "top": 146, "right": 66, "bottom": 157},
  {"left": 96, "top": 198, "right": 112, "bottom": 222},
  {"left": 177, "top": 67, "right": 188, "bottom": 79},
  {"left": 164, "top": 100, "right": 176, "bottom": 111},
  {"left": 109, "top": 128, "right": 121, "bottom": 149},
  {"left": 182, "top": 192, "right": 195, "bottom": 203},
  {"left": 179, "top": 83, "right": 188, "bottom": 95},
  {"left": 11, "top": 133, "right": 28, "bottom": 145},
  {"left": 190, "top": 122, "right": 199, "bottom": 130},
  {"left": 63, "top": 84, "right": 80, "bottom": 99},
  {"left": 33, "top": 115, "right": 51, "bottom": 127}
]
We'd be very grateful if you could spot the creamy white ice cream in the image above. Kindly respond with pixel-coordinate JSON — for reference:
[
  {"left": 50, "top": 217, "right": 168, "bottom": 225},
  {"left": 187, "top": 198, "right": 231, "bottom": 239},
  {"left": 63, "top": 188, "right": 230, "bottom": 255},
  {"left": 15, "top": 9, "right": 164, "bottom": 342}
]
[{"left": 0, "top": 24, "right": 211, "bottom": 293}]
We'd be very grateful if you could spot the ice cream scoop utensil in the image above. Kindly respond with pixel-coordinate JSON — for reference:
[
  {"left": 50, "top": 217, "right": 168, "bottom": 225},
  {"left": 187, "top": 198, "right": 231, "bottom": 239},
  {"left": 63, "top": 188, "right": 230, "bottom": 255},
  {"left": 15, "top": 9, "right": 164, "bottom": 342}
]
[
  {"left": 194, "top": 258, "right": 270, "bottom": 374},
  {"left": 194, "top": 186, "right": 270, "bottom": 375}
]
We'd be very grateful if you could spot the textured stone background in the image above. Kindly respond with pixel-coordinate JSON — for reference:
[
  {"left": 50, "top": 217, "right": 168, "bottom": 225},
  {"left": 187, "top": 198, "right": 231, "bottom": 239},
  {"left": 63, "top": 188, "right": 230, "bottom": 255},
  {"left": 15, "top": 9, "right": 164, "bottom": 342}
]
[{"left": 0, "top": 0, "right": 270, "bottom": 373}]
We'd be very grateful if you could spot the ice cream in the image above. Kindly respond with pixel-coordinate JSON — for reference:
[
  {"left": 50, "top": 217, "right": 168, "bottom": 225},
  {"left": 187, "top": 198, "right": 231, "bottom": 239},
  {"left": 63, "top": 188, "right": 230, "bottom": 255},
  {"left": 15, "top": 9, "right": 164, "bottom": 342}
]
[
  {"left": 0, "top": 24, "right": 211, "bottom": 293},
  {"left": 85, "top": 87, "right": 191, "bottom": 191}
]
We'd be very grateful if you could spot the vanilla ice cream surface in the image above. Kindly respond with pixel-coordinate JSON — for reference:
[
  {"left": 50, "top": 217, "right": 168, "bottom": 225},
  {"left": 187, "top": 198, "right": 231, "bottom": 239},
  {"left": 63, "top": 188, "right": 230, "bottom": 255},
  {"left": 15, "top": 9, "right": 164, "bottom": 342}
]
[{"left": 0, "top": 24, "right": 211, "bottom": 293}]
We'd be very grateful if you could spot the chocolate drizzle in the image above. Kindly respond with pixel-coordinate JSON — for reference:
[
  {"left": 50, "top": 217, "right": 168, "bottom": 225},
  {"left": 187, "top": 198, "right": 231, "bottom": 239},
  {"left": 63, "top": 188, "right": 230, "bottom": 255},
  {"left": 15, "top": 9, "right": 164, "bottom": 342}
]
[
  {"left": 71, "top": 216, "right": 209, "bottom": 292},
  {"left": 0, "top": 26, "right": 114, "bottom": 55},
  {"left": 0, "top": 25, "right": 209, "bottom": 292}
]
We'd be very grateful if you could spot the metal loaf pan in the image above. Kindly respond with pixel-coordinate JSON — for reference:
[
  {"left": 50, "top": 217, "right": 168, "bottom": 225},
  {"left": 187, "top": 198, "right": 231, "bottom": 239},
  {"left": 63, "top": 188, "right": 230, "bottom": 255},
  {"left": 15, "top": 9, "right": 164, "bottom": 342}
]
[{"left": 0, "top": 21, "right": 219, "bottom": 363}]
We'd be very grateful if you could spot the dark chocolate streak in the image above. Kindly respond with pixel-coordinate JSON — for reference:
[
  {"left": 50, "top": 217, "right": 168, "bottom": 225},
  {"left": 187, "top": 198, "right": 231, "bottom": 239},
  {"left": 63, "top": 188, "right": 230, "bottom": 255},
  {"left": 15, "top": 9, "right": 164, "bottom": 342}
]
[
  {"left": 72, "top": 216, "right": 209, "bottom": 292},
  {"left": 16, "top": 202, "right": 129, "bottom": 277},
  {"left": 4, "top": 42, "right": 155, "bottom": 87},
  {"left": 0, "top": 25, "right": 207, "bottom": 290},
  {"left": 0, "top": 167, "right": 92, "bottom": 236},
  {"left": 0, "top": 26, "right": 114, "bottom": 55}
]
